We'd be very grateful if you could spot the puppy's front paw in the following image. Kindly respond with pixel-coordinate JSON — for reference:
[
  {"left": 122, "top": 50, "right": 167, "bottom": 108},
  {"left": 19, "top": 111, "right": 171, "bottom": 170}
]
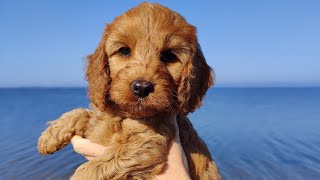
[{"left": 37, "top": 132, "right": 67, "bottom": 155}]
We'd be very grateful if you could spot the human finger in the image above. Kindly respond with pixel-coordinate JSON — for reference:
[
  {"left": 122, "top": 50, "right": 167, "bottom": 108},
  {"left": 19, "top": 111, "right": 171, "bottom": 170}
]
[{"left": 71, "top": 135, "right": 106, "bottom": 157}]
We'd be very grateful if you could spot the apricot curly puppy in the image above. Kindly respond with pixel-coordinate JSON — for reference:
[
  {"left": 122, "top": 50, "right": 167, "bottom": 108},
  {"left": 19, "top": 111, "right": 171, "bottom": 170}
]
[{"left": 38, "top": 2, "right": 220, "bottom": 180}]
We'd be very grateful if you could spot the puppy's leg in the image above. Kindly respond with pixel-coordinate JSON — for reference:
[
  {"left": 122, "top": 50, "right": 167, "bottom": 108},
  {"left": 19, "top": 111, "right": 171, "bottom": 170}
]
[
  {"left": 38, "top": 108, "right": 91, "bottom": 155},
  {"left": 178, "top": 116, "right": 221, "bottom": 180}
]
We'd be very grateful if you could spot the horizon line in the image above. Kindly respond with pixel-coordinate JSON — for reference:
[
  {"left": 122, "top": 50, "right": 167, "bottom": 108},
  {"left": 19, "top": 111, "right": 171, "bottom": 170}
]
[{"left": 1, "top": 85, "right": 320, "bottom": 89}]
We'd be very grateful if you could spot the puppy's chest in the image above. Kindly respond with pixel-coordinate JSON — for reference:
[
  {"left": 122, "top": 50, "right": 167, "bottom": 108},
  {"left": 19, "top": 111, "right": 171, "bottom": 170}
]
[{"left": 85, "top": 117, "right": 167, "bottom": 148}]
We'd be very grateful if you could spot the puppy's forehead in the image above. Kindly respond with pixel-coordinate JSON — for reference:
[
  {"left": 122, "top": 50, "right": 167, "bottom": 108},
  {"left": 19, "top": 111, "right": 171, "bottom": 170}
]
[{"left": 106, "top": 3, "right": 196, "bottom": 48}]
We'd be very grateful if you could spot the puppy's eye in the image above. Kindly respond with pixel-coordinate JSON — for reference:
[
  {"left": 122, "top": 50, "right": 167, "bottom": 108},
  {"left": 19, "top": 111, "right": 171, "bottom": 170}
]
[
  {"left": 118, "top": 47, "right": 131, "bottom": 56},
  {"left": 161, "top": 50, "right": 177, "bottom": 63}
]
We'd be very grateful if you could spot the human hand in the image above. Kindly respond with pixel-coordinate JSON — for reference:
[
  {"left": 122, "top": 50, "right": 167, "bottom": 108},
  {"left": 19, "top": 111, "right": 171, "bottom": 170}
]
[
  {"left": 71, "top": 117, "right": 190, "bottom": 179},
  {"left": 154, "top": 116, "right": 191, "bottom": 180}
]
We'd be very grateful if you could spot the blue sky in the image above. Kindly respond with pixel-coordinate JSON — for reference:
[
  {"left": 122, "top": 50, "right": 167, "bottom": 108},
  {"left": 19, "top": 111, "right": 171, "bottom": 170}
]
[{"left": 1, "top": 0, "right": 319, "bottom": 87}]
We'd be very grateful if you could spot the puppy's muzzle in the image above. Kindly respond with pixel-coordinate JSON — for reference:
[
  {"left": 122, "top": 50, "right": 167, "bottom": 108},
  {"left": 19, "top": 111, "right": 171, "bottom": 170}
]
[{"left": 131, "top": 80, "right": 154, "bottom": 98}]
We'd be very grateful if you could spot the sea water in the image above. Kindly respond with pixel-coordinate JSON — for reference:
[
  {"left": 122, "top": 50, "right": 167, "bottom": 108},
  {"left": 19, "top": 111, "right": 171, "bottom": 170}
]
[{"left": 0, "top": 87, "right": 319, "bottom": 179}]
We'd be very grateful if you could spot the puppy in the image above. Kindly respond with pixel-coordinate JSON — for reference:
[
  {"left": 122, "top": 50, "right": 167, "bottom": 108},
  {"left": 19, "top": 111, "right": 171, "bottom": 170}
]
[{"left": 38, "top": 2, "right": 220, "bottom": 180}]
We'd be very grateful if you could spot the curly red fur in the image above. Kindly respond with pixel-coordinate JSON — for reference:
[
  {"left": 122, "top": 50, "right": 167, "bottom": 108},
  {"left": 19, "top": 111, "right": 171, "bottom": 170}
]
[
  {"left": 86, "top": 27, "right": 110, "bottom": 111},
  {"left": 178, "top": 44, "right": 214, "bottom": 115},
  {"left": 38, "top": 2, "right": 220, "bottom": 180}
]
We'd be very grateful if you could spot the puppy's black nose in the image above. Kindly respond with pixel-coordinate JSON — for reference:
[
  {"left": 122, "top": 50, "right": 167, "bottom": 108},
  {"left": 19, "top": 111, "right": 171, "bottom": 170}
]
[{"left": 131, "top": 80, "right": 154, "bottom": 98}]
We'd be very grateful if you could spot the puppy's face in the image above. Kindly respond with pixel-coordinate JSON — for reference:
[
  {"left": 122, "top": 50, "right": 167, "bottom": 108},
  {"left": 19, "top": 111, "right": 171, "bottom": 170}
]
[{"left": 87, "top": 3, "right": 214, "bottom": 119}]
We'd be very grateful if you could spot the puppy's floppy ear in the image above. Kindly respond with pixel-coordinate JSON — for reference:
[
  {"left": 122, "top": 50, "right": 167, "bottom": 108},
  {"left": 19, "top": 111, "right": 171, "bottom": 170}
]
[
  {"left": 86, "top": 26, "right": 110, "bottom": 111},
  {"left": 178, "top": 43, "right": 214, "bottom": 115}
]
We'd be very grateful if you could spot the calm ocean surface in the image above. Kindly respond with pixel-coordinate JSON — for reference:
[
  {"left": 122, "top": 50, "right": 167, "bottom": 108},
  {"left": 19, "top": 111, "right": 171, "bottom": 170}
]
[{"left": 0, "top": 87, "right": 319, "bottom": 180}]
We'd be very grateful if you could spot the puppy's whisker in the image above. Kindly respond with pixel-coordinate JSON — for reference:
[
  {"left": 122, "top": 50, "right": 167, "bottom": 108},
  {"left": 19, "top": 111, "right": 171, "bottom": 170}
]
[{"left": 151, "top": 98, "right": 172, "bottom": 113}]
